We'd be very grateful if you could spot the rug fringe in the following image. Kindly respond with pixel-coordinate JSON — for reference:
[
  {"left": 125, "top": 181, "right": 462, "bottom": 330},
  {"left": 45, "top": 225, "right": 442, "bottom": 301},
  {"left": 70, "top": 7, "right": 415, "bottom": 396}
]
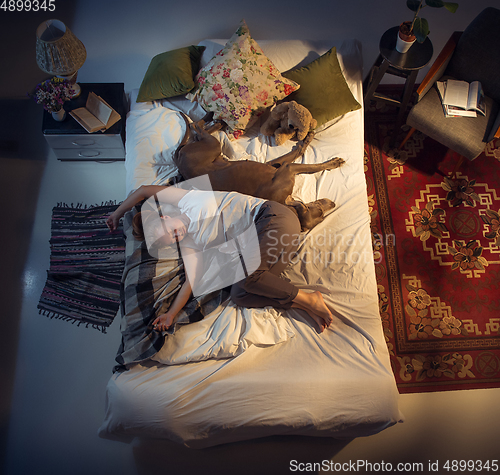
[
  {"left": 55, "top": 201, "right": 121, "bottom": 210},
  {"left": 38, "top": 307, "right": 108, "bottom": 333}
]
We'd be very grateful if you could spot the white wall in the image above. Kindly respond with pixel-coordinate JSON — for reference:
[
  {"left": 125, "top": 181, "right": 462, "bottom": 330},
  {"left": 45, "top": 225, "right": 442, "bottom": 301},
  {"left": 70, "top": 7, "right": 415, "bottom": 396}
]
[
  {"left": 3, "top": 0, "right": 493, "bottom": 100},
  {"left": 72, "top": 0, "right": 488, "bottom": 91}
]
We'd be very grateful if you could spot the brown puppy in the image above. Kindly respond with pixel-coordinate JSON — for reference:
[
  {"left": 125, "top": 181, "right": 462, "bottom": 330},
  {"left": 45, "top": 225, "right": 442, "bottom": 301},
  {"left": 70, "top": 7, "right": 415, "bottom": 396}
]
[{"left": 174, "top": 113, "right": 345, "bottom": 231}]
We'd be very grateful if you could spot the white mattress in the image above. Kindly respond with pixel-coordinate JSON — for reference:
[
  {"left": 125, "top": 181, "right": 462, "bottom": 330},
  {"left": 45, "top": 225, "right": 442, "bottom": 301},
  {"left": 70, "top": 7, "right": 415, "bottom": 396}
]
[{"left": 99, "top": 38, "right": 403, "bottom": 448}]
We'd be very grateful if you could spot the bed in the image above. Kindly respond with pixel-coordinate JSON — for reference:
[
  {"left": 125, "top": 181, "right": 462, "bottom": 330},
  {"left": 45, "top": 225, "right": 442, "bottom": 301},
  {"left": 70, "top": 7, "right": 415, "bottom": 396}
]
[{"left": 98, "top": 23, "right": 403, "bottom": 449}]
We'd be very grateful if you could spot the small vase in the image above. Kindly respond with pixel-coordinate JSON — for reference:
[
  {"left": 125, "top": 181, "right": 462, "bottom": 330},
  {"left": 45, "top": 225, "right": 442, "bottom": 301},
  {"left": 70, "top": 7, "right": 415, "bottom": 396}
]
[
  {"left": 396, "top": 22, "right": 416, "bottom": 54},
  {"left": 51, "top": 109, "right": 66, "bottom": 121}
]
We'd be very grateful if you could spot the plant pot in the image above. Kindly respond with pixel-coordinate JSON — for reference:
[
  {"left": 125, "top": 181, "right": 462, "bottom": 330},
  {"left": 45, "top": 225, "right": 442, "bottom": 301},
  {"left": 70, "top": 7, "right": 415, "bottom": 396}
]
[
  {"left": 51, "top": 108, "right": 66, "bottom": 121},
  {"left": 396, "top": 21, "right": 416, "bottom": 54}
]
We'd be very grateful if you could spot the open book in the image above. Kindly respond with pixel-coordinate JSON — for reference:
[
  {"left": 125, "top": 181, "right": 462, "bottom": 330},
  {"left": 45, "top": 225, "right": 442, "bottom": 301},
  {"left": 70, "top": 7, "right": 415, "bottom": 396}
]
[
  {"left": 436, "top": 79, "right": 486, "bottom": 118},
  {"left": 70, "top": 92, "right": 121, "bottom": 133}
]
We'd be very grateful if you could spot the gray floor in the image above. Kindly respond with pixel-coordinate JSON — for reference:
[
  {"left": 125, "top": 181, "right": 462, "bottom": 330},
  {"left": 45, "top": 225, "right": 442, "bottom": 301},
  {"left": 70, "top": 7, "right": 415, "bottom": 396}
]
[{"left": 2, "top": 2, "right": 500, "bottom": 475}]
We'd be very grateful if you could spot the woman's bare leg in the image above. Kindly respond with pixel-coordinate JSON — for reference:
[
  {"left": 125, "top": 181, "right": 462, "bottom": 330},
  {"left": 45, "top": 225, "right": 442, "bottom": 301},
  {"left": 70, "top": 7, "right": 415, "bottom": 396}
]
[{"left": 291, "top": 290, "right": 333, "bottom": 332}]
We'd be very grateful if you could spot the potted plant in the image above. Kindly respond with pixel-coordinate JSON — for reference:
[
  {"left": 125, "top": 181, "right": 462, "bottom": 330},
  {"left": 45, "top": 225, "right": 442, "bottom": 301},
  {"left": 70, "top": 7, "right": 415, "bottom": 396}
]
[
  {"left": 396, "top": 0, "right": 459, "bottom": 53},
  {"left": 28, "top": 77, "right": 74, "bottom": 121}
]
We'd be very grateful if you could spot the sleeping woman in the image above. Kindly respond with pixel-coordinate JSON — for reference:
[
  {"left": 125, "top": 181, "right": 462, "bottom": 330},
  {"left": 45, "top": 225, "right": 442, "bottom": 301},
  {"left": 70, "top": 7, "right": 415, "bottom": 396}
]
[{"left": 106, "top": 183, "right": 333, "bottom": 333}]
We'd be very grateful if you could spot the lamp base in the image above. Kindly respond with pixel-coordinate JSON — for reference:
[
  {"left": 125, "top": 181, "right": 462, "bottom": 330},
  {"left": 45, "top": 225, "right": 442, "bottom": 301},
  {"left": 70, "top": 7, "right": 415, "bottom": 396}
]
[
  {"left": 57, "top": 71, "right": 81, "bottom": 98},
  {"left": 69, "top": 82, "right": 81, "bottom": 99}
]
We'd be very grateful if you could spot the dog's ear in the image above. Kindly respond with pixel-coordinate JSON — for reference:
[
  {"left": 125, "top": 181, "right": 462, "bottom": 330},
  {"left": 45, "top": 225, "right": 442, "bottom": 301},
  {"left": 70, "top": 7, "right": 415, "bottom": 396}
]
[{"left": 271, "top": 102, "right": 290, "bottom": 120}]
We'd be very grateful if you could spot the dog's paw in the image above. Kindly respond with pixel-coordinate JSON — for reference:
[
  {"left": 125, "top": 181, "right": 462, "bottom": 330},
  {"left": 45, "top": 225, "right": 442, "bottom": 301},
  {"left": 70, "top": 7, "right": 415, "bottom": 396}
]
[
  {"left": 327, "top": 157, "right": 345, "bottom": 169},
  {"left": 294, "top": 131, "right": 315, "bottom": 154},
  {"left": 303, "top": 131, "right": 315, "bottom": 146},
  {"left": 204, "top": 121, "right": 224, "bottom": 134}
]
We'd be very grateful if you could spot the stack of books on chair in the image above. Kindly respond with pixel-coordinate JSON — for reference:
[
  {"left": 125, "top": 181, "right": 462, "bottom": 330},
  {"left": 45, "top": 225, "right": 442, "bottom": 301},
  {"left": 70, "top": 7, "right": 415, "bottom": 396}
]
[{"left": 436, "top": 79, "right": 486, "bottom": 118}]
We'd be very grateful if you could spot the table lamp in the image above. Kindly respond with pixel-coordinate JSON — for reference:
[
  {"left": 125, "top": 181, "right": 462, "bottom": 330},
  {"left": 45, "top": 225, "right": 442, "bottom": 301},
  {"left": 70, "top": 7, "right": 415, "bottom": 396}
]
[{"left": 36, "top": 19, "right": 86, "bottom": 98}]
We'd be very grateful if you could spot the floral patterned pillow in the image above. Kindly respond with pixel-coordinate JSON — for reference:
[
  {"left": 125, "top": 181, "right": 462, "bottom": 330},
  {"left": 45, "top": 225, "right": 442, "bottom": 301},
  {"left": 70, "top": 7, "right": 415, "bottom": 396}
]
[{"left": 188, "top": 20, "right": 300, "bottom": 139}]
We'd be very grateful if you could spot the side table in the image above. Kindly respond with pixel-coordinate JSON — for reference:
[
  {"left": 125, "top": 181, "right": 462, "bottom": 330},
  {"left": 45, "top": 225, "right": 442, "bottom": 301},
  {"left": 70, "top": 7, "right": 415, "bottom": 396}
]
[
  {"left": 364, "top": 27, "right": 433, "bottom": 145},
  {"left": 42, "top": 83, "right": 126, "bottom": 161}
]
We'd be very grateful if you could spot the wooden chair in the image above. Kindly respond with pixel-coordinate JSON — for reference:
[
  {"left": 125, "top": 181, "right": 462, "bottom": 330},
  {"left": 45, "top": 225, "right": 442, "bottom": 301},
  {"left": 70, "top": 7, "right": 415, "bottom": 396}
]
[{"left": 398, "top": 7, "right": 500, "bottom": 174}]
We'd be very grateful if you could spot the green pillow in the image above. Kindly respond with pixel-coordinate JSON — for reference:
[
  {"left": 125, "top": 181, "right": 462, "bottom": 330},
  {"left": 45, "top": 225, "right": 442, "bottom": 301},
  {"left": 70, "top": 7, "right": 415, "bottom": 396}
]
[
  {"left": 136, "top": 45, "right": 206, "bottom": 102},
  {"left": 283, "top": 47, "right": 361, "bottom": 127}
]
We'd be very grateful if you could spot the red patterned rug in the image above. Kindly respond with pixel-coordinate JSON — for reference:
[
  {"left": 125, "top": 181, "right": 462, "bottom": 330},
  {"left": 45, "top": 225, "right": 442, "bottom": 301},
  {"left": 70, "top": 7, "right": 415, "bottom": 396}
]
[{"left": 364, "top": 86, "right": 500, "bottom": 393}]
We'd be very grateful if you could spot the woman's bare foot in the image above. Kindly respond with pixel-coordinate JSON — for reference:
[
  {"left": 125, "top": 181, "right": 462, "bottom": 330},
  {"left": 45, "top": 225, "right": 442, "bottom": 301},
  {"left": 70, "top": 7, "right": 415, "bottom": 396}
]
[
  {"left": 152, "top": 313, "right": 176, "bottom": 332},
  {"left": 292, "top": 307, "right": 328, "bottom": 332},
  {"left": 292, "top": 290, "right": 333, "bottom": 332}
]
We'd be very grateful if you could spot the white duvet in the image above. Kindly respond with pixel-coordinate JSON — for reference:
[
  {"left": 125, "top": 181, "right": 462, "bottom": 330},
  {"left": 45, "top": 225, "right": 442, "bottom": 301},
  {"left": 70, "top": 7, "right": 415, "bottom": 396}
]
[{"left": 99, "top": 39, "right": 402, "bottom": 447}]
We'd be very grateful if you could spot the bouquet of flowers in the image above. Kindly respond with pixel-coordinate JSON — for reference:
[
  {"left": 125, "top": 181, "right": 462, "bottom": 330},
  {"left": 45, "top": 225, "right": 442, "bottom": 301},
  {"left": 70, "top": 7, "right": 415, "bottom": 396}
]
[{"left": 29, "top": 77, "right": 74, "bottom": 112}]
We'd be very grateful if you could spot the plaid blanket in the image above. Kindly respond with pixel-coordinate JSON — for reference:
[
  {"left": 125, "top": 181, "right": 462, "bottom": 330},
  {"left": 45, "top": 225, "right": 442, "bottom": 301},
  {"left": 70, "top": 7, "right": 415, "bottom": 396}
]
[{"left": 114, "top": 207, "right": 229, "bottom": 371}]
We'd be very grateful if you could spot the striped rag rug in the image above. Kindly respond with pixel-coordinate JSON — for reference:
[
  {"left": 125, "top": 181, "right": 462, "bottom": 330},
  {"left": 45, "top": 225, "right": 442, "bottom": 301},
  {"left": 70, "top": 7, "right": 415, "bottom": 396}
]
[{"left": 38, "top": 202, "right": 125, "bottom": 332}]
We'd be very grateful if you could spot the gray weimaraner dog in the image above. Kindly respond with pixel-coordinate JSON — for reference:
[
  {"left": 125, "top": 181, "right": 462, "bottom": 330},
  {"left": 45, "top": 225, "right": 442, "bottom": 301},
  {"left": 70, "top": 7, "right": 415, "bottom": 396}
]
[{"left": 174, "top": 113, "right": 345, "bottom": 231}]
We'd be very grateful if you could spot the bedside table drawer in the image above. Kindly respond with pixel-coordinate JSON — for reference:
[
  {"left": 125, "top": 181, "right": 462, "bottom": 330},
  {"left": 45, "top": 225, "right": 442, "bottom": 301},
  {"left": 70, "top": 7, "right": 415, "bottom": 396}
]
[
  {"left": 45, "top": 134, "right": 124, "bottom": 150},
  {"left": 51, "top": 148, "right": 125, "bottom": 160},
  {"left": 42, "top": 83, "right": 126, "bottom": 162}
]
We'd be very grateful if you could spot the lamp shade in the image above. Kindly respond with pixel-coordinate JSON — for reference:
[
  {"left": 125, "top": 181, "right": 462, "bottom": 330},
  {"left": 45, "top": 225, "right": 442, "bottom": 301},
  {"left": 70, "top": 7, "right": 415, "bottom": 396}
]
[{"left": 36, "top": 19, "right": 86, "bottom": 76}]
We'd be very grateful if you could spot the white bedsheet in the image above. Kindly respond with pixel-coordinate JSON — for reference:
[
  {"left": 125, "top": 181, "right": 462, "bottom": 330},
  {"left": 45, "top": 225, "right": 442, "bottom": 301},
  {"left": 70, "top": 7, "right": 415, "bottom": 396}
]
[{"left": 99, "top": 39, "right": 403, "bottom": 448}]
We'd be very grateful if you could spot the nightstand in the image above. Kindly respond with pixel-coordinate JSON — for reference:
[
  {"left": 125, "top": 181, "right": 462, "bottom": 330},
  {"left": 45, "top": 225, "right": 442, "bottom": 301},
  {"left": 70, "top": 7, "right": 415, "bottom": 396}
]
[
  {"left": 364, "top": 27, "right": 433, "bottom": 145},
  {"left": 42, "top": 83, "right": 126, "bottom": 161}
]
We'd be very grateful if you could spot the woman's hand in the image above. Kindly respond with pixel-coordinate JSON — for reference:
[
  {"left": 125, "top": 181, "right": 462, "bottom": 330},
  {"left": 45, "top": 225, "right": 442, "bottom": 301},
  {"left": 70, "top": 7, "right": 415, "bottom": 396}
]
[
  {"left": 106, "top": 211, "right": 121, "bottom": 231},
  {"left": 152, "top": 311, "right": 177, "bottom": 332},
  {"left": 151, "top": 278, "right": 193, "bottom": 333}
]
